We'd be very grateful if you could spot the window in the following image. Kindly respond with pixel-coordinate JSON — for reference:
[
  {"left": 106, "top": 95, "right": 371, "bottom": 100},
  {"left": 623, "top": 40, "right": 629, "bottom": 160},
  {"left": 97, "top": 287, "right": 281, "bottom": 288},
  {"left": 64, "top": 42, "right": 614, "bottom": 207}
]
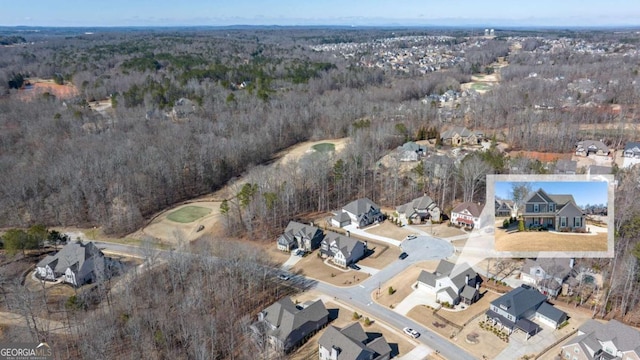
[
  {"left": 574, "top": 217, "right": 582, "bottom": 228},
  {"left": 548, "top": 218, "right": 553, "bottom": 225},
  {"left": 534, "top": 204, "right": 539, "bottom": 212},
  {"left": 549, "top": 203, "right": 555, "bottom": 212},
  {"left": 560, "top": 217, "right": 567, "bottom": 227}
]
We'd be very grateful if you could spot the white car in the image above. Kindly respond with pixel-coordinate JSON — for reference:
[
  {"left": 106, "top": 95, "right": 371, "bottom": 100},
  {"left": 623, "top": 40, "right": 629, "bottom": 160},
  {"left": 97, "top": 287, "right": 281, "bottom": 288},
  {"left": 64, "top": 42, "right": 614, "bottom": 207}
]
[
  {"left": 278, "top": 274, "right": 290, "bottom": 281},
  {"left": 405, "top": 234, "right": 417, "bottom": 241},
  {"left": 403, "top": 327, "right": 420, "bottom": 338}
]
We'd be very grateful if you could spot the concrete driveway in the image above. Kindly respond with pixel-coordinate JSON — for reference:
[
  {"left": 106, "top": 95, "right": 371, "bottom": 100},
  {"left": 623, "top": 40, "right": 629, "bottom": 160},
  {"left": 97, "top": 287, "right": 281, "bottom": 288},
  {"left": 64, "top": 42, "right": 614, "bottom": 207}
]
[{"left": 393, "top": 286, "right": 439, "bottom": 315}]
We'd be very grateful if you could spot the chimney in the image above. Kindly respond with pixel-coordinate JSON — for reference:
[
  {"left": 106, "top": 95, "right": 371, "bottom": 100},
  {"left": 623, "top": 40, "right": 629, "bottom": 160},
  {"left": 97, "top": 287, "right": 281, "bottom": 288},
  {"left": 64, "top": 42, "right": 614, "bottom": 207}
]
[
  {"left": 346, "top": 230, "right": 350, "bottom": 237},
  {"left": 569, "top": 258, "right": 575, "bottom": 269},
  {"left": 310, "top": 221, "right": 314, "bottom": 227},
  {"left": 331, "top": 346, "right": 340, "bottom": 358},
  {"left": 476, "top": 282, "right": 480, "bottom": 290},
  {"left": 465, "top": 274, "right": 470, "bottom": 285}
]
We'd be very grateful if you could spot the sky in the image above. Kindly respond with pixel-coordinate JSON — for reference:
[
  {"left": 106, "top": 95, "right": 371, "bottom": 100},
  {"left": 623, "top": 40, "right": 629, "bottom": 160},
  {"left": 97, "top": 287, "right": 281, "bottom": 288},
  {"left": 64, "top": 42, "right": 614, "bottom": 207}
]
[
  {"left": 495, "top": 181, "right": 609, "bottom": 208},
  {"left": 2, "top": 0, "right": 640, "bottom": 27}
]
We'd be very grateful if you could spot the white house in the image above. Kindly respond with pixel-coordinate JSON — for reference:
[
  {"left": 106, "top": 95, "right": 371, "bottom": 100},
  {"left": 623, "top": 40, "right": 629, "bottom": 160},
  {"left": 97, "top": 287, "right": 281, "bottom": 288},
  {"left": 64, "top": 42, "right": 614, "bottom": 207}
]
[
  {"left": 450, "top": 202, "right": 484, "bottom": 229},
  {"left": 416, "top": 260, "right": 481, "bottom": 305}
]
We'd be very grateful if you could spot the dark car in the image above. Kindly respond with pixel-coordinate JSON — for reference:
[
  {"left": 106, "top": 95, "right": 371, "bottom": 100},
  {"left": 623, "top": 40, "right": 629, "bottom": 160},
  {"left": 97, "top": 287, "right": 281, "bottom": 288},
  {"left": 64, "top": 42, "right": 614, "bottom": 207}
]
[
  {"left": 349, "top": 263, "right": 361, "bottom": 270},
  {"left": 399, "top": 252, "right": 409, "bottom": 260}
]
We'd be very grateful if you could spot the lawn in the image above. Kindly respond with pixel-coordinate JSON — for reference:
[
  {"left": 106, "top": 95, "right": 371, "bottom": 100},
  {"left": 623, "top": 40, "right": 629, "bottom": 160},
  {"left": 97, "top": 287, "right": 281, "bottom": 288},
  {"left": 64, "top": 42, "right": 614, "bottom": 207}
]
[
  {"left": 374, "top": 261, "right": 440, "bottom": 308},
  {"left": 291, "top": 254, "right": 370, "bottom": 286},
  {"left": 357, "top": 239, "right": 402, "bottom": 270},
  {"left": 166, "top": 206, "right": 212, "bottom": 223},
  {"left": 312, "top": 142, "right": 336, "bottom": 153},
  {"left": 494, "top": 228, "right": 608, "bottom": 252},
  {"left": 471, "top": 82, "right": 492, "bottom": 91}
]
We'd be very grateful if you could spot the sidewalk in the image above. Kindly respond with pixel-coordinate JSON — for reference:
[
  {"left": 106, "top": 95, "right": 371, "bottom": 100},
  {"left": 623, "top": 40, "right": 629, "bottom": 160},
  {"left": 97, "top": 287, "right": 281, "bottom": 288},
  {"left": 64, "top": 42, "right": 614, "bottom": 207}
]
[{"left": 344, "top": 224, "right": 402, "bottom": 247}]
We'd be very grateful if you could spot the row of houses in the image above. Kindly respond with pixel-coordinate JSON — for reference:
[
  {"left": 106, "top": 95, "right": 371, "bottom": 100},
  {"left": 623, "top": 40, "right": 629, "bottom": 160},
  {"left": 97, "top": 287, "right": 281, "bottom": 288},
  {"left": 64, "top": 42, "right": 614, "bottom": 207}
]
[{"left": 251, "top": 297, "right": 392, "bottom": 359}]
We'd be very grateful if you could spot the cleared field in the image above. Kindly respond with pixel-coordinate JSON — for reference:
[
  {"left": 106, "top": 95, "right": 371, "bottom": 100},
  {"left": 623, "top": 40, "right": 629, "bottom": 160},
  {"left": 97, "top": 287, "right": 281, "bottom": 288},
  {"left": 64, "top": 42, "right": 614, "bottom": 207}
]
[
  {"left": 166, "top": 206, "right": 212, "bottom": 223},
  {"left": 312, "top": 142, "right": 336, "bottom": 153},
  {"left": 494, "top": 228, "right": 608, "bottom": 252}
]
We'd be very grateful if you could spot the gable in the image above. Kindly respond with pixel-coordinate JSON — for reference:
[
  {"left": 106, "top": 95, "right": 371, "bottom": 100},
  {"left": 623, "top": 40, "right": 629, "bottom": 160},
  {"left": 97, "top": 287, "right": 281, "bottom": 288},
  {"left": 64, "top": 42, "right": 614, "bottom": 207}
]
[{"left": 527, "top": 192, "right": 549, "bottom": 204}]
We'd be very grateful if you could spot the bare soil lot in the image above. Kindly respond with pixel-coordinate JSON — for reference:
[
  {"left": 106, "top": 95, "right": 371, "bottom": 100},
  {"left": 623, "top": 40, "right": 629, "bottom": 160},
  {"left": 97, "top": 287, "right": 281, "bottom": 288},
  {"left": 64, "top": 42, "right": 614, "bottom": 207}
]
[
  {"left": 374, "top": 261, "right": 440, "bottom": 308},
  {"left": 290, "top": 298, "right": 415, "bottom": 360},
  {"left": 357, "top": 239, "right": 402, "bottom": 270},
  {"left": 494, "top": 228, "right": 608, "bottom": 252},
  {"left": 291, "top": 253, "right": 370, "bottom": 287}
]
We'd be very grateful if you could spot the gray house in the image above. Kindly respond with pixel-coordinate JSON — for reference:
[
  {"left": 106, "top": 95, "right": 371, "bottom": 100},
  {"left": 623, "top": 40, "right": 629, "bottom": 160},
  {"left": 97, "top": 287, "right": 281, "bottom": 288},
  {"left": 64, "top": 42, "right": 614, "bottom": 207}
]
[
  {"left": 440, "top": 127, "right": 478, "bottom": 146},
  {"left": 320, "top": 232, "right": 366, "bottom": 268},
  {"left": 333, "top": 198, "right": 384, "bottom": 229},
  {"left": 397, "top": 141, "right": 427, "bottom": 162},
  {"left": 318, "top": 322, "right": 392, "bottom": 360},
  {"left": 416, "top": 260, "right": 482, "bottom": 306},
  {"left": 623, "top": 142, "right": 640, "bottom": 158},
  {"left": 495, "top": 199, "right": 517, "bottom": 218},
  {"left": 522, "top": 188, "right": 586, "bottom": 231},
  {"left": 485, "top": 285, "right": 567, "bottom": 339},
  {"left": 35, "top": 241, "right": 116, "bottom": 287},
  {"left": 396, "top": 194, "right": 441, "bottom": 224},
  {"left": 520, "top": 258, "right": 576, "bottom": 297},
  {"left": 561, "top": 319, "right": 640, "bottom": 360},
  {"left": 575, "top": 140, "right": 610, "bottom": 157},
  {"left": 554, "top": 159, "right": 578, "bottom": 175},
  {"left": 251, "top": 297, "right": 329, "bottom": 353},
  {"left": 277, "top": 221, "right": 324, "bottom": 252}
]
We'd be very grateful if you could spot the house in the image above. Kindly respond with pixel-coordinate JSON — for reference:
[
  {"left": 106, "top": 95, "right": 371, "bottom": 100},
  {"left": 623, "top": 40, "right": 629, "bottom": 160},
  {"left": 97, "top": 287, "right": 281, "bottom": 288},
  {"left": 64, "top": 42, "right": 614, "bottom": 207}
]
[
  {"left": 554, "top": 159, "right": 578, "bottom": 175},
  {"left": 587, "top": 165, "right": 612, "bottom": 175},
  {"left": 485, "top": 285, "right": 568, "bottom": 339},
  {"left": 319, "top": 322, "right": 392, "bottom": 360},
  {"left": 522, "top": 188, "right": 586, "bottom": 232},
  {"left": 277, "top": 221, "right": 324, "bottom": 252},
  {"left": 35, "top": 241, "right": 117, "bottom": 287},
  {"left": 450, "top": 202, "right": 484, "bottom": 229},
  {"left": 440, "top": 127, "right": 478, "bottom": 146},
  {"left": 332, "top": 198, "right": 384, "bottom": 229},
  {"left": 251, "top": 297, "right": 329, "bottom": 353},
  {"left": 623, "top": 141, "right": 640, "bottom": 158},
  {"left": 396, "top": 194, "right": 441, "bottom": 224},
  {"left": 320, "top": 232, "right": 366, "bottom": 268},
  {"left": 561, "top": 319, "right": 640, "bottom": 360},
  {"left": 495, "top": 199, "right": 517, "bottom": 218},
  {"left": 520, "top": 258, "right": 576, "bottom": 297},
  {"left": 423, "top": 154, "right": 456, "bottom": 179},
  {"left": 575, "top": 140, "right": 610, "bottom": 157},
  {"left": 397, "top": 141, "right": 427, "bottom": 162},
  {"left": 416, "top": 260, "right": 482, "bottom": 306}
]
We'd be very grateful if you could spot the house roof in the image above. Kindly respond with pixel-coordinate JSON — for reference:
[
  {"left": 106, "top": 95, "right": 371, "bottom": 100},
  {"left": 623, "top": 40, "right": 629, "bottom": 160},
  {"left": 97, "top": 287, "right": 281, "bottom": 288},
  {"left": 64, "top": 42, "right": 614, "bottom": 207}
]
[
  {"left": 490, "top": 285, "right": 547, "bottom": 319},
  {"left": 262, "top": 297, "right": 328, "bottom": 343},
  {"left": 574, "top": 319, "right": 640, "bottom": 353},
  {"left": 521, "top": 258, "right": 574, "bottom": 280},
  {"left": 537, "top": 302, "right": 567, "bottom": 324},
  {"left": 343, "top": 198, "right": 380, "bottom": 216},
  {"left": 332, "top": 211, "right": 351, "bottom": 223},
  {"left": 441, "top": 126, "right": 474, "bottom": 139},
  {"left": 282, "top": 221, "right": 322, "bottom": 242},
  {"left": 435, "top": 260, "right": 456, "bottom": 276},
  {"left": 624, "top": 142, "right": 640, "bottom": 154},
  {"left": 417, "top": 270, "right": 440, "bottom": 287},
  {"left": 36, "top": 241, "right": 104, "bottom": 277},
  {"left": 324, "top": 232, "right": 364, "bottom": 257},
  {"left": 452, "top": 202, "right": 484, "bottom": 218},
  {"left": 555, "top": 159, "right": 577, "bottom": 173},
  {"left": 397, "top": 195, "right": 438, "bottom": 215},
  {"left": 460, "top": 285, "right": 479, "bottom": 300},
  {"left": 399, "top": 141, "right": 426, "bottom": 153},
  {"left": 576, "top": 140, "right": 609, "bottom": 153},
  {"left": 318, "top": 323, "right": 391, "bottom": 360}
]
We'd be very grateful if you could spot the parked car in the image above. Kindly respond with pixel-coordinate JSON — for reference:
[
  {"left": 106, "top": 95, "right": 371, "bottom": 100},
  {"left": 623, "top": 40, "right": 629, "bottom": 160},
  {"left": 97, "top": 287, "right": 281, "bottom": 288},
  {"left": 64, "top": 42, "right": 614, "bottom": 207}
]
[
  {"left": 399, "top": 252, "right": 409, "bottom": 260},
  {"left": 403, "top": 327, "right": 420, "bottom": 338},
  {"left": 404, "top": 234, "right": 417, "bottom": 241},
  {"left": 294, "top": 249, "right": 305, "bottom": 256},
  {"left": 349, "top": 263, "right": 361, "bottom": 270},
  {"left": 278, "top": 274, "right": 290, "bottom": 281}
]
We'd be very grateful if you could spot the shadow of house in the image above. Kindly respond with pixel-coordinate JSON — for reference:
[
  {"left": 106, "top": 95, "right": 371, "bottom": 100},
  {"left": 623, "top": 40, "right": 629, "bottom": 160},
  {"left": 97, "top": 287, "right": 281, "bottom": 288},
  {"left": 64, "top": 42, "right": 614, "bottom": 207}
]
[{"left": 319, "top": 322, "right": 392, "bottom": 360}]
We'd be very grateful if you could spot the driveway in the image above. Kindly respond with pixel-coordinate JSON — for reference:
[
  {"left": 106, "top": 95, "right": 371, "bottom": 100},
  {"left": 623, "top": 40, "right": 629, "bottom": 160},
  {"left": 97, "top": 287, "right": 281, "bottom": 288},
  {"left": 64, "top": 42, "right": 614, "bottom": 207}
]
[
  {"left": 344, "top": 224, "right": 402, "bottom": 247},
  {"left": 393, "top": 286, "right": 439, "bottom": 316},
  {"left": 396, "top": 345, "right": 433, "bottom": 360},
  {"left": 494, "top": 324, "right": 569, "bottom": 360},
  {"left": 281, "top": 252, "right": 303, "bottom": 269}
]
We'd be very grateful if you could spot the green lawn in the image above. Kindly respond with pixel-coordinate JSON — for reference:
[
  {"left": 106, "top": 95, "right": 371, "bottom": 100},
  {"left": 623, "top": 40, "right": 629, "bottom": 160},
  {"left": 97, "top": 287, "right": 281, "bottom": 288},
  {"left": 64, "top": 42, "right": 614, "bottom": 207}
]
[
  {"left": 167, "top": 206, "right": 211, "bottom": 223},
  {"left": 471, "top": 82, "right": 492, "bottom": 91},
  {"left": 312, "top": 143, "right": 335, "bottom": 153}
]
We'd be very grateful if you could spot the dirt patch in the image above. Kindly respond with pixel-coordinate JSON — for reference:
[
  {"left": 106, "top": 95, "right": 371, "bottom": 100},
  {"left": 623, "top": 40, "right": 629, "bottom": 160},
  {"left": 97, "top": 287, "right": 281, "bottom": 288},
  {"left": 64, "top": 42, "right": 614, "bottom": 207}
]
[
  {"left": 277, "top": 138, "right": 349, "bottom": 166},
  {"left": 17, "top": 79, "right": 78, "bottom": 101},
  {"left": 508, "top": 151, "right": 572, "bottom": 163},
  {"left": 358, "top": 239, "right": 402, "bottom": 270},
  {"left": 494, "top": 227, "right": 608, "bottom": 252},
  {"left": 291, "top": 254, "right": 370, "bottom": 287},
  {"left": 374, "top": 261, "right": 440, "bottom": 308},
  {"left": 364, "top": 222, "right": 415, "bottom": 241}
]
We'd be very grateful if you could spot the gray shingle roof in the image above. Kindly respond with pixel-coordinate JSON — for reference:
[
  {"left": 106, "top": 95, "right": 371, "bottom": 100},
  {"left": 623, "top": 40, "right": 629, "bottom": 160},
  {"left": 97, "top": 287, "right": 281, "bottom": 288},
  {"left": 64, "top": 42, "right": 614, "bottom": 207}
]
[
  {"left": 343, "top": 198, "right": 380, "bottom": 217},
  {"left": 441, "top": 126, "right": 474, "bottom": 139},
  {"left": 460, "top": 285, "right": 479, "bottom": 300},
  {"left": 417, "top": 270, "right": 439, "bottom": 287},
  {"left": 490, "top": 286, "right": 547, "bottom": 319},
  {"left": 521, "top": 258, "right": 573, "bottom": 279},
  {"left": 318, "top": 322, "right": 391, "bottom": 360},
  {"left": 555, "top": 159, "right": 577, "bottom": 173},
  {"left": 324, "top": 232, "right": 364, "bottom": 257},
  {"left": 576, "top": 319, "right": 640, "bottom": 353},
  {"left": 536, "top": 302, "right": 567, "bottom": 324},
  {"left": 36, "top": 241, "right": 104, "bottom": 280},
  {"left": 435, "top": 260, "right": 455, "bottom": 275},
  {"left": 262, "top": 297, "right": 328, "bottom": 343}
]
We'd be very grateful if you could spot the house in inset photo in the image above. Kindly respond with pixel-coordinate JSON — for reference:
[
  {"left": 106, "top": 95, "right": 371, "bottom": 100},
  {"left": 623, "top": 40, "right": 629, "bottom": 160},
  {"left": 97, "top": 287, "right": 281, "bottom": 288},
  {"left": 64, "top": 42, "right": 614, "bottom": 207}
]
[{"left": 522, "top": 188, "right": 585, "bottom": 232}]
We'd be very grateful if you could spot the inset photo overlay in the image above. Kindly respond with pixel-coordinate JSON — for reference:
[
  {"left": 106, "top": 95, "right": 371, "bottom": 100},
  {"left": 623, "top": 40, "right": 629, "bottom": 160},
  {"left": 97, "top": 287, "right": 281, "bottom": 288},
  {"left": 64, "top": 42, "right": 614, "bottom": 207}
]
[{"left": 488, "top": 175, "right": 614, "bottom": 257}]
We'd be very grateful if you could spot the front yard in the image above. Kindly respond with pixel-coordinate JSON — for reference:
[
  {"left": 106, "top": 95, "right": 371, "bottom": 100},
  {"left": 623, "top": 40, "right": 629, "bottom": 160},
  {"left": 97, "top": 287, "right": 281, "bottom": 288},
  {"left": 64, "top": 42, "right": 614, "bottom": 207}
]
[
  {"left": 494, "top": 227, "right": 608, "bottom": 252},
  {"left": 290, "top": 253, "right": 370, "bottom": 287},
  {"left": 373, "top": 261, "right": 440, "bottom": 308}
]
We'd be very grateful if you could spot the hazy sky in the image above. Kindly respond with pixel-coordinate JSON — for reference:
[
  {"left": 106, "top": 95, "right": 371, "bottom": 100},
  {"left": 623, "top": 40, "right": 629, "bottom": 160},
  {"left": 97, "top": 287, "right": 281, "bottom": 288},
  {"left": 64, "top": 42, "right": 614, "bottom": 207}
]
[
  {"left": 2, "top": 0, "right": 640, "bottom": 27},
  {"left": 495, "top": 181, "right": 609, "bottom": 208}
]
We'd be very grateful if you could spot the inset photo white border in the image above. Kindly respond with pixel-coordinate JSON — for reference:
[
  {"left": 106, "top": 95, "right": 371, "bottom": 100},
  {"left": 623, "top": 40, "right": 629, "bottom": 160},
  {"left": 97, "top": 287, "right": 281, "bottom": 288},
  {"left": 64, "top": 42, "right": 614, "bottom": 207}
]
[{"left": 485, "top": 174, "right": 614, "bottom": 258}]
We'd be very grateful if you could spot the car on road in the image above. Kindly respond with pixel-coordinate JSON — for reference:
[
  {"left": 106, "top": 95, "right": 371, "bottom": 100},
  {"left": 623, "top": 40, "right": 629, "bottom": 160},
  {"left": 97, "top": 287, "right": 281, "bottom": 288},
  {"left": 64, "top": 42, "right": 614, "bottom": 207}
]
[
  {"left": 294, "top": 249, "right": 305, "bottom": 256},
  {"left": 404, "top": 234, "right": 417, "bottom": 241},
  {"left": 399, "top": 252, "right": 409, "bottom": 260},
  {"left": 403, "top": 327, "right": 420, "bottom": 338},
  {"left": 348, "top": 263, "right": 361, "bottom": 270},
  {"left": 278, "top": 274, "right": 290, "bottom": 281}
]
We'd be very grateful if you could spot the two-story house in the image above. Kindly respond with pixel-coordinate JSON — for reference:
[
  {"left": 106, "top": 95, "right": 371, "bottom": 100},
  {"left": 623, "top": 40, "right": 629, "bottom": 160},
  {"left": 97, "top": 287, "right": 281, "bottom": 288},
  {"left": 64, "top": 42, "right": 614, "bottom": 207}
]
[
  {"left": 520, "top": 258, "right": 576, "bottom": 297},
  {"left": 331, "top": 198, "right": 384, "bottom": 229},
  {"left": 623, "top": 142, "right": 640, "bottom": 158},
  {"left": 251, "top": 297, "right": 329, "bottom": 353},
  {"left": 495, "top": 199, "right": 517, "bottom": 218},
  {"left": 416, "top": 260, "right": 482, "bottom": 306},
  {"left": 396, "top": 194, "right": 441, "bottom": 225},
  {"left": 277, "top": 221, "right": 325, "bottom": 252},
  {"left": 561, "top": 319, "right": 640, "bottom": 360},
  {"left": 318, "top": 322, "right": 392, "bottom": 360},
  {"left": 36, "top": 241, "right": 118, "bottom": 287},
  {"left": 440, "top": 127, "right": 479, "bottom": 146},
  {"left": 450, "top": 202, "right": 484, "bottom": 229},
  {"left": 522, "top": 188, "right": 586, "bottom": 232},
  {"left": 320, "top": 232, "right": 366, "bottom": 268},
  {"left": 397, "top": 141, "right": 427, "bottom": 162},
  {"left": 485, "top": 285, "right": 567, "bottom": 339}
]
